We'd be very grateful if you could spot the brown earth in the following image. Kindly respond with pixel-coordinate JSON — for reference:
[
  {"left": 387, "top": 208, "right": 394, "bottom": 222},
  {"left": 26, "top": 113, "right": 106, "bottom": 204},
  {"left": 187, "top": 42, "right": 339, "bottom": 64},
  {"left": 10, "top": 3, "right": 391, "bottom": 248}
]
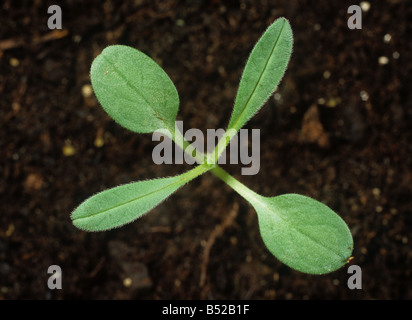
[{"left": 1, "top": 0, "right": 411, "bottom": 299}]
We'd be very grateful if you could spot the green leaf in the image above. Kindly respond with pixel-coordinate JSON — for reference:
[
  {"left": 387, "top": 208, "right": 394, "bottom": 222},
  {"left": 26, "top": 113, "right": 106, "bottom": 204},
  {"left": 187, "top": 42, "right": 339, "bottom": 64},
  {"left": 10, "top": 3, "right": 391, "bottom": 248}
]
[
  {"left": 253, "top": 194, "right": 353, "bottom": 274},
  {"left": 228, "top": 17, "right": 293, "bottom": 132},
  {"left": 210, "top": 166, "right": 353, "bottom": 275},
  {"left": 90, "top": 45, "right": 179, "bottom": 134},
  {"left": 71, "top": 165, "right": 211, "bottom": 232}
]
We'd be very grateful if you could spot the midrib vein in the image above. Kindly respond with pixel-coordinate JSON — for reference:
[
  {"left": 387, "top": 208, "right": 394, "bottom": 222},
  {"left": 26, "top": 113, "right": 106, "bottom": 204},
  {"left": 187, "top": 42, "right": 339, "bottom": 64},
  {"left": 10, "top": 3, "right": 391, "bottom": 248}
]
[
  {"left": 100, "top": 54, "right": 175, "bottom": 134},
  {"left": 229, "top": 19, "right": 286, "bottom": 131}
]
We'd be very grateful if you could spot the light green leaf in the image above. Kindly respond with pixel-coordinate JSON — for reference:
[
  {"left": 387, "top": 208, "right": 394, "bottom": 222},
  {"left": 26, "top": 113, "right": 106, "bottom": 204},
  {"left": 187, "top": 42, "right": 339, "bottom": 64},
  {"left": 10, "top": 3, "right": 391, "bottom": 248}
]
[
  {"left": 253, "top": 194, "right": 353, "bottom": 274},
  {"left": 71, "top": 165, "right": 211, "bottom": 232},
  {"left": 90, "top": 45, "right": 179, "bottom": 134},
  {"left": 228, "top": 17, "right": 293, "bottom": 132}
]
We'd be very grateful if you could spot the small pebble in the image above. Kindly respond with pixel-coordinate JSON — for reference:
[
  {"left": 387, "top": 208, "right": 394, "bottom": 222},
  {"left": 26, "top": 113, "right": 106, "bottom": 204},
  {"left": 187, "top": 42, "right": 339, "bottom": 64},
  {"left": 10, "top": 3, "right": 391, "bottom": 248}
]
[
  {"left": 73, "top": 35, "right": 82, "bottom": 43},
  {"left": 273, "top": 92, "right": 282, "bottom": 101},
  {"left": 123, "top": 277, "right": 132, "bottom": 288},
  {"left": 383, "top": 34, "right": 392, "bottom": 43},
  {"left": 63, "top": 141, "right": 76, "bottom": 156},
  {"left": 372, "top": 188, "right": 381, "bottom": 197},
  {"left": 12, "top": 102, "right": 20, "bottom": 112},
  {"left": 9, "top": 58, "right": 20, "bottom": 67},
  {"left": 379, "top": 56, "right": 389, "bottom": 65},
  {"left": 94, "top": 136, "right": 104, "bottom": 148},
  {"left": 82, "top": 84, "right": 93, "bottom": 98},
  {"left": 176, "top": 19, "right": 185, "bottom": 27},
  {"left": 393, "top": 51, "right": 400, "bottom": 59},
  {"left": 360, "top": 1, "right": 371, "bottom": 12},
  {"left": 5, "top": 224, "right": 14, "bottom": 237},
  {"left": 360, "top": 90, "right": 369, "bottom": 101}
]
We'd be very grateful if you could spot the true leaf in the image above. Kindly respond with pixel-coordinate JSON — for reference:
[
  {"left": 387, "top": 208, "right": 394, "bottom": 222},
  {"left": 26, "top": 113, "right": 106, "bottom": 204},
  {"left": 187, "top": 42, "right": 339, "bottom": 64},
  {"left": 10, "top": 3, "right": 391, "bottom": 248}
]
[
  {"left": 252, "top": 193, "right": 353, "bottom": 274},
  {"left": 71, "top": 165, "right": 210, "bottom": 232},
  {"left": 228, "top": 17, "right": 293, "bottom": 132},
  {"left": 90, "top": 45, "right": 179, "bottom": 134}
]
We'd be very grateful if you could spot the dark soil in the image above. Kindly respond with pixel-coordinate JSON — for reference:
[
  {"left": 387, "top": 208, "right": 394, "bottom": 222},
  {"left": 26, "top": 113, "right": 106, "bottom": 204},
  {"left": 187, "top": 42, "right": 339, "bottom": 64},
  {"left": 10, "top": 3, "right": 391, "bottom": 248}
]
[{"left": 1, "top": 0, "right": 411, "bottom": 300}]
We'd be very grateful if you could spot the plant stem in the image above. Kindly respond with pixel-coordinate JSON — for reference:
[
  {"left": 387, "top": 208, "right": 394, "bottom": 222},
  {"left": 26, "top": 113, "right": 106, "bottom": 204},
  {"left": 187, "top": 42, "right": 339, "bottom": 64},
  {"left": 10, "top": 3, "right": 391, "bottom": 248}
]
[
  {"left": 167, "top": 124, "right": 264, "bottom": 207},
  {"left": 172, "top": 125, "right": 215, "bottom": 165},
  {"left": 210, "top": 166, "right": 261, "bottom": 204},
  {"left": 168, "top": 123, "right": 262, "bottom": 205},
  {"left": 168, "top": 124, "right": 261, "bottom": 204},
  {"left": 211, "top": 129, "right": 237, "bottom": 164},
  {"left": 180, "top": 161, "right": 215, "bottom": 182}
]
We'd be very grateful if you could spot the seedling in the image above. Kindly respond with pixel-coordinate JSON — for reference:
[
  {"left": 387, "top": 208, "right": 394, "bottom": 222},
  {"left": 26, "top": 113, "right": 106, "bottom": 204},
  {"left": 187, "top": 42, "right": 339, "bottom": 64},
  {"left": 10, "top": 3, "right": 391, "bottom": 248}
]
[{"left": 71, "top": 18, "right": 353, "bottom": 275}]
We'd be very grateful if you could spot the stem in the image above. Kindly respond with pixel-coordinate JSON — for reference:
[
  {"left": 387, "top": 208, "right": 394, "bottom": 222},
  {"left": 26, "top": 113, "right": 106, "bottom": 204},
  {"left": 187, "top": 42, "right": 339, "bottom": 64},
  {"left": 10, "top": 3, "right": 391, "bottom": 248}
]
[
  {"left": 169, "top": 125, "right": 263, "bottom": 206},
  {"left": 180, "top": 161, "right": 215, "bottom": 182},
  {"left": 212, "top": 129, "right": 237, "bottom": 164},
  {"left": 210, "top": 166, "right": 261, "bottom": 204},
  {"left": 171, "top": 124, "right": 215, "bottom": 165},
  {"left": 167, "top": 126, "right": 216, "bottom": 180}
]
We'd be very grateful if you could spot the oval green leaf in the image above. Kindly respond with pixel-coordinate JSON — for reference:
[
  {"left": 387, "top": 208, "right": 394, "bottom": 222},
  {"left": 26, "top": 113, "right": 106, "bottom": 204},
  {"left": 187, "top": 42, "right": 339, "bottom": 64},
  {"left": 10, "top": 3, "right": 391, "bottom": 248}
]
[
  {"left": 90, "top": 45, "right": 179, "bottom": 134},
  {"left": 71, "top": 165, "right": 210, "bottom": 232},
  {"left": 253, "top": 193, "right": 353, "bottom": 274},
  {"left": 228, "top": 17, "right": 293, "bottom": 132}
]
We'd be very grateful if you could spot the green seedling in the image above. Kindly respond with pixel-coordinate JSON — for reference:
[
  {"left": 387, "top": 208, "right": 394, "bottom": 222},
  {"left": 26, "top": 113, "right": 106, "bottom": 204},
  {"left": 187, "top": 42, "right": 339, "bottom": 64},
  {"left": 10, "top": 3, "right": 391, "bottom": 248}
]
[{"left": 71, "top": 18, "right": 353, "bottom": 275}]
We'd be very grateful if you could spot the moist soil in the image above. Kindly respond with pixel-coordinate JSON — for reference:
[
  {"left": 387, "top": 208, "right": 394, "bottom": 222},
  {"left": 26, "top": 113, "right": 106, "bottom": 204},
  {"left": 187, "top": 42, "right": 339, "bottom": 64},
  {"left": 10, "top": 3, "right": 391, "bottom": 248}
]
[{"left": 1, "top": 0, "right": 411, "bottom": 299}]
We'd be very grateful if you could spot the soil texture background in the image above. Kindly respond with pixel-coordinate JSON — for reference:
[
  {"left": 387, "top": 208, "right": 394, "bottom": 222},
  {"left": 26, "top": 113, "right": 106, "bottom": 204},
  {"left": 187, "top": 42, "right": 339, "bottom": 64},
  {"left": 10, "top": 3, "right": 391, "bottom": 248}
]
[{"left": 1, "top": 0, "right": 411, "bottom": 299}]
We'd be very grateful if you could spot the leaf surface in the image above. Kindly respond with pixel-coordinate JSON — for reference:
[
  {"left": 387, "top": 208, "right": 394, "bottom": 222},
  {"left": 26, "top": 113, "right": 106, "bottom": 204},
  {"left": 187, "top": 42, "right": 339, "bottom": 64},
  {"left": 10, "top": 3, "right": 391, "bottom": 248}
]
[
  {"left": 253, "top": 193, "right": 353, "bottom": 274},
  {"left": 228, "top": 18, "right": 293, "bottom": 132},
  {"left": 71, "top": 166, "right": 209, "bottom": 231},
  {"left": 90, "top": 45, "right": 179, "bottom": 134}
]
